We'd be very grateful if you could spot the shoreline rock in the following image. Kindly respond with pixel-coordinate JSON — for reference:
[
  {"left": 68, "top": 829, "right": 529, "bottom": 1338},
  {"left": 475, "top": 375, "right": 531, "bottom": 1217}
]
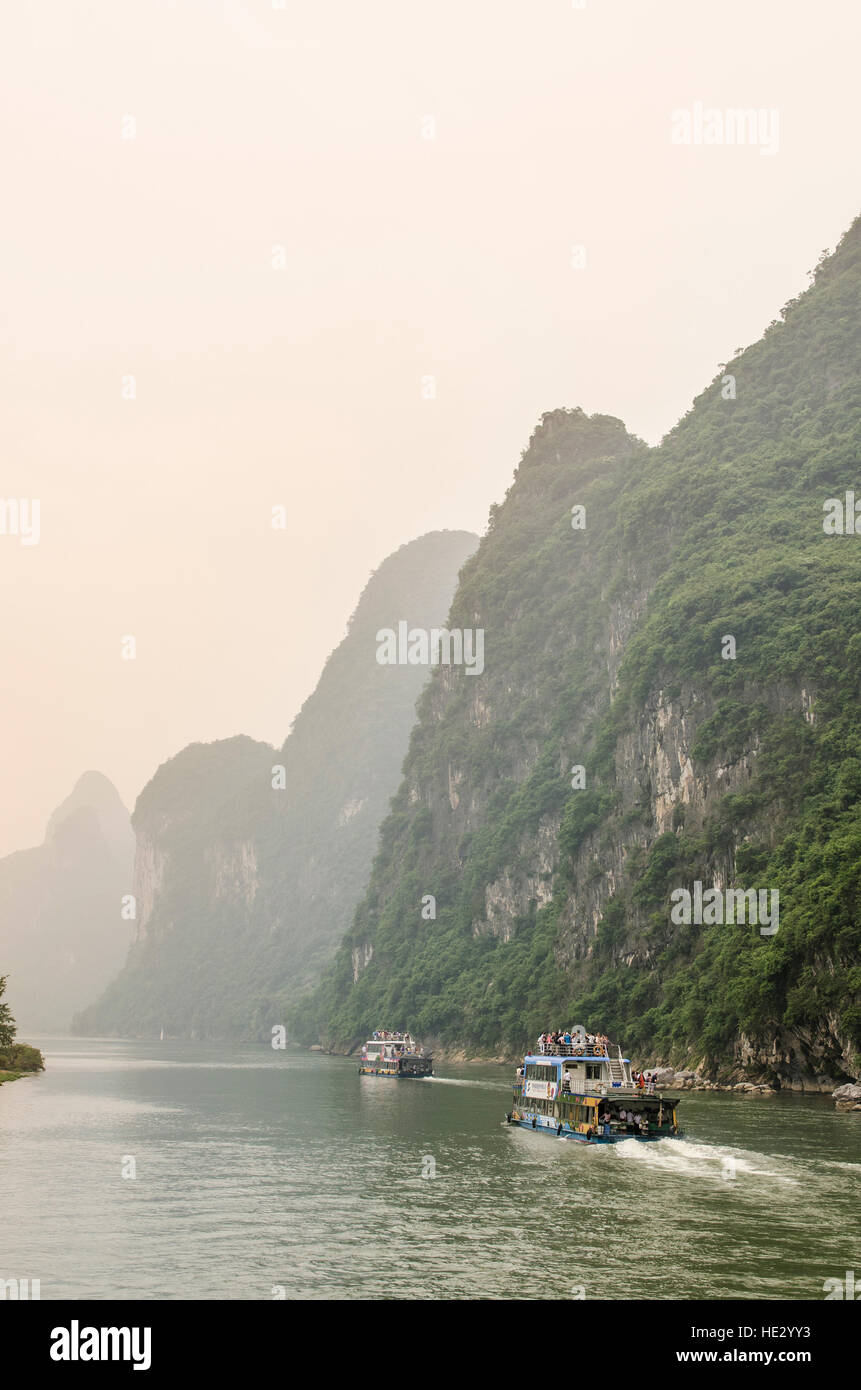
[{"left": 832, "top": 1082, "right": 861, "bottom": 1111}]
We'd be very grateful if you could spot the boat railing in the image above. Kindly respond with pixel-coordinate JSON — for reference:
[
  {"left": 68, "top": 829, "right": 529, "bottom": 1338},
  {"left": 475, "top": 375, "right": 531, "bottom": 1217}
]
[
  {"left": 560, "top": 1079, "right": 610, "bottom": 1095},
  {"left": 538, "top": 1042, "right": 610, "bottom": 1058}
]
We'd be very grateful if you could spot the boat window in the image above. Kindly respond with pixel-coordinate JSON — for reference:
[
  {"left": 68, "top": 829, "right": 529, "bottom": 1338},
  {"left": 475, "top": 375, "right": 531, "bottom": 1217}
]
[
  {"left": 524, "top": 1063, "right": 557, "bottom": 1083},
  {"left": 526, "top": 1097, "right": 548, "bottom": 1114}
]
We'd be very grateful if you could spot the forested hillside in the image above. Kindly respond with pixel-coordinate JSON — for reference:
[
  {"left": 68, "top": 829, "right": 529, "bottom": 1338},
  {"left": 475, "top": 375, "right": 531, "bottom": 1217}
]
[{"left": 296, "top": 218, "right": 861, "bottom": 1088}]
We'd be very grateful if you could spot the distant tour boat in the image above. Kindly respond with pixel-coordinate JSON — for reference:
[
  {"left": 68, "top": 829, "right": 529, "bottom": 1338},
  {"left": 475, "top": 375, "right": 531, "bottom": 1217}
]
[
  {"left": 506, "top": 1027, "right": 683, "bottom": 1143},
  {"left": 359, "top": 1031, "right": 433, "bottom": 1078}
]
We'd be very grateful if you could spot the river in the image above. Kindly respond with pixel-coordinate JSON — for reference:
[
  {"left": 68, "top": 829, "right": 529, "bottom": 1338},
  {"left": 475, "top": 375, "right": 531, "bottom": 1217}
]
[{"left": 1, "top": 1038, "right": 857, "bottom": 1300}]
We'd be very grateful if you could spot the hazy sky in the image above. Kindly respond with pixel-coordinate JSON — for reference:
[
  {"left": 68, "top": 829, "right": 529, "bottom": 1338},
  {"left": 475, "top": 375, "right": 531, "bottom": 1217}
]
[{"left": 1, "top": 0, "right": 859, "bottom": 856}]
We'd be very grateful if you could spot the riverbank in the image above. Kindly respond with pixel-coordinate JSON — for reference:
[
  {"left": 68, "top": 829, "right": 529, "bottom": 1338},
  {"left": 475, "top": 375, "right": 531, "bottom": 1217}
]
[{"left": 0, "top": 1042, "right": 45, "bottom": 1084}]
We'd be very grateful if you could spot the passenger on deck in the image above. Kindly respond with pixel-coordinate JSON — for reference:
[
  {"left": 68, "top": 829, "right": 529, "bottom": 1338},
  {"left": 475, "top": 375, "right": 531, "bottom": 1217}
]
[{"left": 536, "top": 1025, "right": 614, "bottom": 1057}]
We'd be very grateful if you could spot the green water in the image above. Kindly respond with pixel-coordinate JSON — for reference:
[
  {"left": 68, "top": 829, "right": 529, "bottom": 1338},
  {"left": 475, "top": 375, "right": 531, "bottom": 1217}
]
[{"left": 1, "top": 1038, "right": 858, "bottom": 1300}]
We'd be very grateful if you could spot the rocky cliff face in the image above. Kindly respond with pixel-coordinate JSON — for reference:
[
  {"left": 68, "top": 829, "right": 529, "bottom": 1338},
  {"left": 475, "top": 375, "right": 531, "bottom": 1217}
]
[
  {"left": 74, "top": 529, "right": 478, "bottom": 1039},
  {"left": 0, "top": 772, "right": 135, "bottom": 1031},
  {"left": 302, "top": 217, "right": 861, "bottom": 1089}
]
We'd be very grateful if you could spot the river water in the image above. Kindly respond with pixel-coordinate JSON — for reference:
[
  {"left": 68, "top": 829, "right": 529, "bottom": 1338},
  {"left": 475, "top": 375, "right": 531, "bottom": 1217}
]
[{"left": 1, "top": 1038, "right": 858, "bottom": 1301}]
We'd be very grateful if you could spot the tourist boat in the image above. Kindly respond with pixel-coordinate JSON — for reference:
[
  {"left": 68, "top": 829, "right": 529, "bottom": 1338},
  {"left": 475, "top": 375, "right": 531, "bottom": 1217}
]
[
  {"left": 506, "top": 1030, "right": 683, "bottom": 1143},
  {"left": 358, "top": 1032, "right": 433, "bottom": 1078}
]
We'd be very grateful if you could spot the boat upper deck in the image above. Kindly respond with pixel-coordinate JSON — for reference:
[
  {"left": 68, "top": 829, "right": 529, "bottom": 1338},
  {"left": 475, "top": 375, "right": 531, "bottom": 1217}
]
[
  {"left": 362, "top": 1032, "right": 430, "bottom": 1058},
  {"left": 518, "top": 1047, "right": 680, "bottom": 1098},
  {"left": 537, "top": 1042, "right": 620, "bottom": 1058}
]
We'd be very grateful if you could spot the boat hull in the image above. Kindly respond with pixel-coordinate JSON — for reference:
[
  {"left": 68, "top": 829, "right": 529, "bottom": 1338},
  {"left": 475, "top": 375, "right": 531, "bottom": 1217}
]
[
  {"left": 507, "top": 1115, "right": 680, "bottom": 1143},
  {"left": 358, "top": 1063, "right": 433, "bottom": 1078},
  {"left": 506, "top": 1107, "right": 682, "bottom": 1143}
]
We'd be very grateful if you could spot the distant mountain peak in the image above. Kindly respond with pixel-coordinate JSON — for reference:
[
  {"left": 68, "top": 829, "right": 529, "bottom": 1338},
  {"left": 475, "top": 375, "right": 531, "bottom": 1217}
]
[
  {"left": 2, "top": 771, "right": 135, "bottom": 1031},
  {"left": 45, "top": 771, "right": 133, "bottom": 857}
]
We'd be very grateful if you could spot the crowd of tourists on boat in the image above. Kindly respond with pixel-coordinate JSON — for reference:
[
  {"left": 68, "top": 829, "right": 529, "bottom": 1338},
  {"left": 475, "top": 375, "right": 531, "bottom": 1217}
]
[
  {"left": 537, "top": 1029, "right": 610, "bottom": 1055},
  {"left": 366, "top": 1030, "right": 426, "bottom": 1057}
]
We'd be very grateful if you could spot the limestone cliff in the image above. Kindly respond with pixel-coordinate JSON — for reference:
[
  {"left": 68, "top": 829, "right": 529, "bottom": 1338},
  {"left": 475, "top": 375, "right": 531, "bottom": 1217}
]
[
  {"left": 301, "top": 217, "right": 861, "bottom": 1090},
  {"left": 74, "top": 530, "right": 478, "bottom": 1038}
]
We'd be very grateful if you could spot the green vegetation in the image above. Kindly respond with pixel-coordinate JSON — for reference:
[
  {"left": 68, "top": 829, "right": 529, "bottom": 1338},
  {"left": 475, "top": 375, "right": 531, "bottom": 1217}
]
[
  {"left": 0, "top": 976, "right": 45, "bottom": 1083},
  {"left": 295, "top": 217, "right": 861, "bottom": 1081}
]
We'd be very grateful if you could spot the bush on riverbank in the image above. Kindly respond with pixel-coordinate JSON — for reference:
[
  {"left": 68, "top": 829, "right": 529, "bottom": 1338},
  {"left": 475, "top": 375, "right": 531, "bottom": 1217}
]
[
  {"left": 0, "top": 1042, "right": 45, "bottom": 1073},
  {"left": 0, "top": 976, "right": 45, "bottom": 1079}
]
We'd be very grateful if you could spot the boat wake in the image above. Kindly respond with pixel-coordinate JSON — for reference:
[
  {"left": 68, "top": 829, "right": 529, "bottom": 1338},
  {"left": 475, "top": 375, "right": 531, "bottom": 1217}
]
[
  {"left": 423, "top": 1075, "right": 510, "bottom": 1090},
  {"left": 609, "top": 1135, "right": 800, "bottom": 1185}
]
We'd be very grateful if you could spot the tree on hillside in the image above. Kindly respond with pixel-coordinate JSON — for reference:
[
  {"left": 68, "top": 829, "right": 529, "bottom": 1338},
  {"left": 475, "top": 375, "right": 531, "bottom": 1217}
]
[{"left": 0, "top": 975, "right": 17, "bottom": 1049}]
